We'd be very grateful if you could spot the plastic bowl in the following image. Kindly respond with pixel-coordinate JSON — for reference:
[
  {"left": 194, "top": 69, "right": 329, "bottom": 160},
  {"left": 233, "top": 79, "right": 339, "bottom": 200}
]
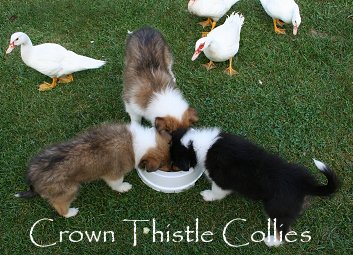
[{"left": 137, "top": 167, "right": 203, "bottom": 193}]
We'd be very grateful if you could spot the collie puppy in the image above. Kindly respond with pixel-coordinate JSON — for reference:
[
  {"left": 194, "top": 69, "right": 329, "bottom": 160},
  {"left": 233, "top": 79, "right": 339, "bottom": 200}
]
[
  {"left": 170, "top": 128, "right": 339, "bottom": 247},
  {"left": 15, "top": 123, "right": 171, "bottom": 218},
  {"left": 123, "top": 26, "right": 198, "bottom": 133}
]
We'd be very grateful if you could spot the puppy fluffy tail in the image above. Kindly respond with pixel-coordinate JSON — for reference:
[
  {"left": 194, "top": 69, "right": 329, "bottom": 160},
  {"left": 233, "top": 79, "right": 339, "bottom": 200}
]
[
  {"left": 15, "top": 186, "right": 37, "bottom": 198},
  {"left": 309, "top": 159, "right": 339, "bottom": 196}
]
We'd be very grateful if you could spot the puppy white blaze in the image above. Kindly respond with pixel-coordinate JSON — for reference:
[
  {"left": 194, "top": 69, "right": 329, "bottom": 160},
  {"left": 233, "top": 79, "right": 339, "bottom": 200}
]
[
  {"left": 129, "top": 123, "right": 157, "bottom": 169},
  {"left": 146, "top": 87, "right": 189, "bottom": 122},
  {"left": 313, "top": 159, "right": 327, "bottom": 172},
  {"left": 181, "top": 127, "right": 221, "bottom": 167}
]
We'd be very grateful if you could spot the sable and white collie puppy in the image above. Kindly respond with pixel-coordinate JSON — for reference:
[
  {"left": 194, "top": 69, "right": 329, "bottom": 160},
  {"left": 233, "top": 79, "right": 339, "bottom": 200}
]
[
  {"left": 123, "top": 26, "right": 198, "bottom": 133},
  {"left": 170, "top": 128, "right": 339, "bottom": 247},
  {"left": 15, "top": 123, "right": 171, "bottom": 218}
]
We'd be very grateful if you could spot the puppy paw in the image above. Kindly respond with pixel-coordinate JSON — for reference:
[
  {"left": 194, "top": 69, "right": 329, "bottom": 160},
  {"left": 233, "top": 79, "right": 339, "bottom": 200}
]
[
  {"left": 200, "top": 190, "right": 219, "bottom": 201},
  {"left": 116, "top": 182, "right": 132, "bottom": 193},
  {"left": 264, "top": 235, "right": 283, "bottom": 247},
  {"left": 64, "top": 208, "right": 79, "bottom": 218}
]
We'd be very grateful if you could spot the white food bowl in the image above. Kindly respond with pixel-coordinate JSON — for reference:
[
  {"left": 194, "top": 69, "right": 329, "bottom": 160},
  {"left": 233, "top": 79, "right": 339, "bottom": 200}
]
[{"left": 137, "top": 167, "right": 203, "bottom": 193}]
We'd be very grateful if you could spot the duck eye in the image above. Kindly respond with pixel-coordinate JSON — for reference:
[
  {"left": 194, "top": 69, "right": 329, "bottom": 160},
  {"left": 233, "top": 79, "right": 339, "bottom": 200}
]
[{"left": 15, "top": 38, "right": 19, "bottom": 41}]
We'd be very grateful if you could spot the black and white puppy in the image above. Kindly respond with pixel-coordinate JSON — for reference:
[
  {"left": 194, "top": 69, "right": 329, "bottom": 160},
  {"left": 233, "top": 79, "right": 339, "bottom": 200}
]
[{"left": 170, "top": 128, "right": 339, "bottom": 247}]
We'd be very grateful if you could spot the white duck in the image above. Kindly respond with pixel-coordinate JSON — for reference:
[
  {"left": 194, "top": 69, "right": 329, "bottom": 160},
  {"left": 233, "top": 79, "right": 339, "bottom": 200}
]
[
  {"left": 188, "top": 0, "right": 240, "bottom": 35},
  {"left": 259, "top": 0, "right": 301, "bottom": 35},
  {"left": 6, "top": 32, "right": 106, "bottom": 91},
  {"left": 192, "top": 12, "right": 244, "bottom": 76}
]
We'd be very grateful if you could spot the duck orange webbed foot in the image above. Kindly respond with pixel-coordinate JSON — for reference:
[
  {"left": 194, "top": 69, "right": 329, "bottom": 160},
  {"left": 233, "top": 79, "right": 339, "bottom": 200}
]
[
  {"left": 38, "top": 78, "right": 58, "bottom": 91},
  {"left": 276, "top": 19, "right": 285, "bottom": 27},
  {"left": 201, "top": 21, "right": 217, "bottom": 37},
  {"left": 198, "top": 18, "right": 212, "bottom": 28},
  {"left": 58, "top": 74, "right": 74, "bottom": 84},
  {"left": 202, "top": 61, "right": 216, "bottom": 71},
  {"left": 224, "top": 58, "right": 238, "bottom": 76},
  {"left": 224, "top": 67, "right": 238, "bottom": 76},
  {"left": 273, "top": 19, "right": 286, "bottom": 34},
  {"left": 274, "top": 27, "right": 286, "bottom": 34}
]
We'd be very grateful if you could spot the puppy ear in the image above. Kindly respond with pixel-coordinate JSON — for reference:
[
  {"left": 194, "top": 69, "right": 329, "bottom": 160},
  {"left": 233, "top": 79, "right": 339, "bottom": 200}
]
[
  {"left": 187, "top": 108, "right": 198, "bottom": 125},
  {"left": 158, "top": 129, "right": 172, "bottom": 144},
  {"left": 138, "top": 157, "right": 159, "bottom": 172},
  {"left": 155, "top": 117, "right": 167, "bottom": 132}
]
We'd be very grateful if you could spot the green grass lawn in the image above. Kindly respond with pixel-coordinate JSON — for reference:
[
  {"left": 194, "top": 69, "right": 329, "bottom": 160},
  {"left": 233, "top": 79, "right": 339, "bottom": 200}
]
[{"left": 1, "top": 0, "right": 352, "bottom": 254}]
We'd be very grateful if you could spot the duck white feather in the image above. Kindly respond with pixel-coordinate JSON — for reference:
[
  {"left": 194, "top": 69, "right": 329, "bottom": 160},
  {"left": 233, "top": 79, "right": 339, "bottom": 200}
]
[
  {"left": 192, "top": 12, "right": 244, "bottom": 76},
  {"left": 188, "top": 0, "right": 240, "bottom": 22},
  {"left": 188, "top": 0, "right": 240, "bottom": 32},
  {"left": 6, "top": 32, "right": 106, "bottom": 91},
  {"left": 259, "top": 0, "right": 301, "bottom": 35}
]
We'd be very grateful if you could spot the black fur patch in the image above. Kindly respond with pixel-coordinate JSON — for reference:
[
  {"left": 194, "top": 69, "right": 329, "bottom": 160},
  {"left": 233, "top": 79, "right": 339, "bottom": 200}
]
[
  {"left": 170, "top": 128, "right": 339, "bottom": 236},
  {"left": 170, "top": 128, "right": 197, "bottom": 171}
]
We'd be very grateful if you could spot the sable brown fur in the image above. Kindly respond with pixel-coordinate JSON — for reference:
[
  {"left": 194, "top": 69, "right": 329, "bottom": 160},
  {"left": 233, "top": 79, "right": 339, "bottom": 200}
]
[
  {"left": 16, "top": 123, "right": 171, "bottom": 217},
  {"left": 155, "top": 108, "right": 199, "bottom": 133},
  {"left": 139, "top": 130, "right": 171, "bottom": 171},
  {"left": 123, "top": 26, "right": 175, "bottom": 106},
  {"left": 123, "top": 26, "right": 198, "bottom": 133}
]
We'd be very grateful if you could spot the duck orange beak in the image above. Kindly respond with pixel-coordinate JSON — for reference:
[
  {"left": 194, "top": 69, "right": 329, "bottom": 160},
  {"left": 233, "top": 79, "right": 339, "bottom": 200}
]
[
  {"left": 6, "top": 42, "right": 15, "bottom": 54},
  {"left": 293, "top": 25, "right": 298, "bottom": 35}
]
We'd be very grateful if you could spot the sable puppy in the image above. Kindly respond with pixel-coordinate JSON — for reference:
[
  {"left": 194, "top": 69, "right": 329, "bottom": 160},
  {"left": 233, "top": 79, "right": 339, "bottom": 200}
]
[
  {"left": 123, "top": 26, "right": 198, "bottom": 133},
  {"left": 170, "top": 128, "right": 339, "bottom": 247},
  {"left": 15, "top": 123, "right": 171, "bottom": 218}
]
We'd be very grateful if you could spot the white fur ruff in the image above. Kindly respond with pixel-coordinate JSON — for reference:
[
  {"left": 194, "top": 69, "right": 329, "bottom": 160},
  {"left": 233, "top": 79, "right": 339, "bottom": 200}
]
[
  {"left": 128, "top": 123, "right": 157, "bottom": 169},
  {"left": 145, "top": 87, "right": 189, "bottom": 123},
  {"left": 181, "top": 128, "right": 221, "bottom": 171}
]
